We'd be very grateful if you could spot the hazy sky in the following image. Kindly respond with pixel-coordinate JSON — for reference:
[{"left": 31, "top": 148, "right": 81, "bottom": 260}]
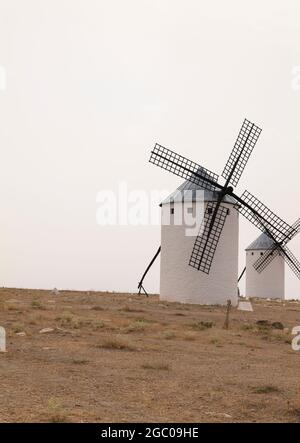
[{"left": 0, "top": 0, "right": 300, "bottom": 297}]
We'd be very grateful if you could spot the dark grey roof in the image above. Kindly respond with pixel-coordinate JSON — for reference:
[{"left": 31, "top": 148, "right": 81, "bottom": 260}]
[
  {"left": 246, "top": 232, "right": 275, "bottom": 251},
  {"left": 161, "top": 171, "right": 237, "bottom": 206}
]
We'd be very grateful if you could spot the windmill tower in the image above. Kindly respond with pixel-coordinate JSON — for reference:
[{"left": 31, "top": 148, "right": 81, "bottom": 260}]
[
  {"left": 160, "top": 180, "right": 239, "bottom": 305},
  {"left": 245, "top": 233, "right": 285, "bottom": 299},
  {"left": 244, "top": 219, "right": 300, "bottom": 300}
]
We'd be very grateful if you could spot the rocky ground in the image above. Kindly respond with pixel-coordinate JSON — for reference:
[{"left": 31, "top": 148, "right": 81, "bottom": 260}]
[{"left": 0, "top": 287, "right": 300, "bottom": 422}]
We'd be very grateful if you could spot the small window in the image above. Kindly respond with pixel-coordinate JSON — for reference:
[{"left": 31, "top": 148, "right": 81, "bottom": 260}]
[
  {"left": 227, "top": 209, "right": 230, "bottom": 215},
  {"left": 260, "top": 252, "right": 264, "bottom": 256},
  {"left": 170, "top": 208, "right": 174, "bottom": 214},
  {"left": 251, "top": 252, "right": 254, "bottom": 256}
]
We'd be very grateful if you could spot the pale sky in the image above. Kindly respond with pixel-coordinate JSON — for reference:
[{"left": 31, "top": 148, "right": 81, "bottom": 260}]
[{"left": 0, "top": 0, "right": 300, "bottom": 297}]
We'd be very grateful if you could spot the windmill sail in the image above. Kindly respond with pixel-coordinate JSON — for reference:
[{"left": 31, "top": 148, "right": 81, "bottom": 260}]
[
  {"left": 149, "top": 144, "right": 219, "bottom": 192},
  {"left": 222, "top": 119, "right": 262, "bottom": 187},
  {"left": 254, "top": 218, "right": 300, "bottom": 273},
  {"left": 189, "top": 202, "right": 229, "bottom": 273},
  {"left": 283, "top": 246, "right": 300, "bottom": 280},
  {"left": 237, "top": 190, "right": 296, "bottom": 242}
]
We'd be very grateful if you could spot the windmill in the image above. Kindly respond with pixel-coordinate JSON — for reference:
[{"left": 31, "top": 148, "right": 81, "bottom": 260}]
[
  {"left": 138, "top": 119, "right": 300, "bottom": 304},
  {"left": 244, "top": 219, "right": 300, "bottom": 300}
]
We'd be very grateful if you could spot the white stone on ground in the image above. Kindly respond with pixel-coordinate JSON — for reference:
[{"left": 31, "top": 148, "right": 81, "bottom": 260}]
[
  {"left": 39, "top": 328, "right": 55, "bottom": 334},
  {"left": 237, "top": 301, "right": 253, "bottom": 312},
  {"left": 0, "top": 326, "right": 6, "bottom": 352}
]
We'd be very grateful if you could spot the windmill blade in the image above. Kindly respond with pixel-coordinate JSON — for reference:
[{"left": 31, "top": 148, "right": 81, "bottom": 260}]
[
  {"left": 222, "top": 119, "right": 262, "bottom": 187},
  {"left": 254, "top": 244, "right": 300, "bottom": 280},
  {"left": 237, "top": 190, "right": 296, "bottom": 242},
  {"left": 281, "top": 218, "right": 300, "bottom": 245},
  {"left": 149, "top": 144, "right": 219, "bottom": 192},
  {"left": 189, "top": 202, "right": 229, "bottom": 274},
  {"left": 253, "top": 219, "right": 300, "bottom": 273},
  {"left": 282, "top": 246, "right": 300, "bottom": 280},
  {"left": 254, "top": 245, "right": 279, "bottom": 273}
]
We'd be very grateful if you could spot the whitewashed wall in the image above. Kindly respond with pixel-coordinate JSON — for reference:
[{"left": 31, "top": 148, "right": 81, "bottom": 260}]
[
  {"left": 160, "top": 201, "right": 239, "bottom": 306},
  {"left": 246, "top": 251, "right": 285, "bottom": 299}
]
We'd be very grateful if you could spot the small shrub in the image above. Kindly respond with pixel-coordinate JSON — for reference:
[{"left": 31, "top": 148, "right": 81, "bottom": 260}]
[
  {"left": 287, "top": 399, "right": 300, "bottom": 419},
  {"left": 72, "top": 359, "right": 90, "bottom": 365},
  {"left": 7, "top": 304, "right": 19, "bottom": 311},
  {"left": 142, "top": 362, "right": 170, "bottom": 371},
  {"left": 241, "top": 323, "right": 254, "bottom": 331},
  {"left": 124, "top": 319, "right": 147, "bottom": 333},
  {"left": 31, "top": 299, "right": 45, "bottom": 310},
  {"left": 272, "top": 322, "right": 284, "bottom": 330},
  {"left": 256, "top": 320, "right": 271, "bottom": 329},
  {"left": 93, "top": 320, "right": 105, "bottom": 330},
  {"left": 162, "top": 330, "right": 176, "bottom": 340},
  {"left": 98, "top": 336, "right": 136, "bottom": 351},
  {"left": 252, "top": 385, "right": 281, "bottom": 394},
  {"left": 55, "top": 312, "right": 91, "bottom": 329},
  {"left": 91, "top": 305, "right": 104, "bottom": 311},
  {"left": 190, "top": 321, "right": 214, "bottom": 331},
  {"left": 135, "top": 317, "right": 152, "bottom": 324},
  {"left": 13, "top": 323, "right": 25, "bottom": 334},
  {"left": 55, "top": 312, "right": 73, "bottom": 324},
  {"left": 46, "top": 398, "right": 68, "bottom": 423}
]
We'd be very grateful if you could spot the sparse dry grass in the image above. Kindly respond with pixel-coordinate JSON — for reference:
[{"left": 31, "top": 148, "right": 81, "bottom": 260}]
[
  {"left": 45, "top": 398, "right": 68, "bottom": 423},
  {"left": 12, "top": 323, "right": 25, "bottom": 334},
  {"left": 287, "top": 398, "right": 300, "bottom": 419},
  {"left": 252, "top": 385, "right": 281, "bottom": 394},
  {"left": 30, "top": 299, "right": 47, "bottom": 310},
  {"left": 97, "top": 335, "right": 137, "bottom": 351},
  {"left": 240, "top": 323, "right": 254, "bottom": 331},
  {"left": 72, "top": 359, "right": 90, "bottom": 365},
  {"left": 190, "top": 320, "right": 214, "bottom": 331},
  {"left": 91, "top": 305, "right": 104, "bottom": 311},
  {"left": 0, "top": 287, "right": 300, "bottom": 423},
  {"left": 55, "top": 312, "right": 105, "bottom": 331},
  {"left": 162, "top": 330, "right": 176, "bottom": 340},
  {"left": 7, "top": 303, "right": 21, "bottom": 311},
  {"left": 141, "top": 362, "right": 170, "bottom": 371},
  {"left": 119, "top": 304, "right": 145, "bottom": 313},
  {"left": 123, "top": 319, "right": 148, "bottom": 333}
]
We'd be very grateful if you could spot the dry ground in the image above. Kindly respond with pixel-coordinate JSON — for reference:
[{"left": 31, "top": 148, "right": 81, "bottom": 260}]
[{"left": 1, "top": 288, "right": 300, "bottom": 423}]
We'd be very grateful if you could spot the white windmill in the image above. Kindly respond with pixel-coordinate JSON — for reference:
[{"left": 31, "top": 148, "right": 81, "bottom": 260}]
[
  {"left": 245, "top": 220, "right": 300, "bottom": 300},
  {"left": 245, "top": 233, "right": 285, "bottom": 299},
  {"left": 138, "top": 119, "right": 300, "bottom": 306},
  {"left": 159, "top": 180, "right": 239, "bottom": 305}
]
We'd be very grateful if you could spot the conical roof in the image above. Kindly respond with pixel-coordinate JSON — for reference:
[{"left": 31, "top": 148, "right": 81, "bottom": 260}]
[
  {"left": 246, "top": 232, "right": 275, "bottom": 251},
  {"left": 161, "top": 168, "right": 237, "bottom": 206}
]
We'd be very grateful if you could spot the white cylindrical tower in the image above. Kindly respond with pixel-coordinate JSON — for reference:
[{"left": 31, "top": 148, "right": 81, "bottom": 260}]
[
  {"left": 245, "top": 233, "right": 285, "bottom": 300},
  {"left": 160, "top": 180, "right": 239, "bottom": 306}
]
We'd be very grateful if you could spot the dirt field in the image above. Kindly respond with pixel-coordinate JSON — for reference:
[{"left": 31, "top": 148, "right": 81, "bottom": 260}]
[{"left": 1, "top": 288, "right": 300, "bottom": 423}]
